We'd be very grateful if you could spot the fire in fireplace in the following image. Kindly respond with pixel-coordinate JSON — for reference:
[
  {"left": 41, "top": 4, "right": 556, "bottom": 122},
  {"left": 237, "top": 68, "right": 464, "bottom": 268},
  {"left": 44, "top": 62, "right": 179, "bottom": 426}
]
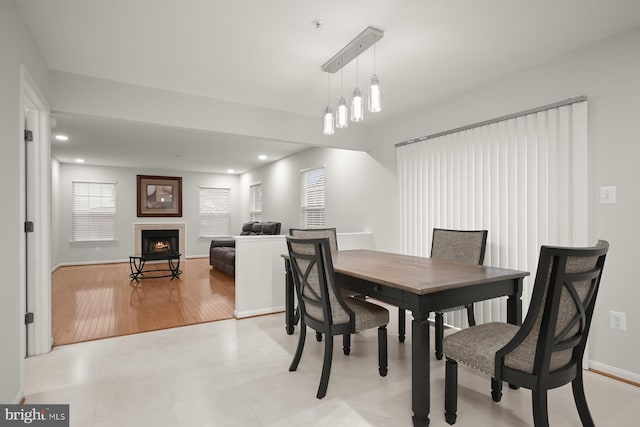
[{"left": 141, "top": 229, "right": 179, "bottom": 258}]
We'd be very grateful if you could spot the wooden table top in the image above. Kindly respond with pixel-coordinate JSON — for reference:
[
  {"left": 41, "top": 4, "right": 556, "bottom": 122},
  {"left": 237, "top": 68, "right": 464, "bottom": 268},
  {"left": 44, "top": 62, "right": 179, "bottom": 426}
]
[{"left": 332, "top": 249, "right": 529, "bottom": 295}]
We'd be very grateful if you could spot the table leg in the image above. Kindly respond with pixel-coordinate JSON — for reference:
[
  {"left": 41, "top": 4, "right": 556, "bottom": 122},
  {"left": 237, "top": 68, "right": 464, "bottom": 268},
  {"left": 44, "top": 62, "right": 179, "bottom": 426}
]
[
  {"left": 506, "top": 277, "right": 523, "bottom": 326},
  {"left": 129, "top": 257, "right": 145, "bottom": 283},
  {"left": 285, "top": 259, "right": 295, "bottom": 335},
  {"left": 168, "top": 257, "right": 182, "bottom": 279},
  {"left": 412, "top": 310, "right": 430, "bottom": 427},
  {"left": 507, "top": 277, "right": 523, "bottom": 389},
  {"left": 398, "top": 308, "right": 406, "bottom": 343}
]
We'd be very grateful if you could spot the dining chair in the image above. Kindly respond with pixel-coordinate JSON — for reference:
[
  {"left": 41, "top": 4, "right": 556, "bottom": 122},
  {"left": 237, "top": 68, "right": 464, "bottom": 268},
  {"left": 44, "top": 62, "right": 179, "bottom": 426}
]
[
  {"left": 397, "top": 228, "right": 488, "bottom": 361},
  {"left": 443, "top": 240, "right": 609, "bottom": 427},
  {"left": 286, "top": 236, "right": 389, "bottom": 399},
  {"left": 289, "top": 228, "right": 338, "bottom": 253},
  {"left": 289, "top": 228, "right": 342, "bottom": 342}
]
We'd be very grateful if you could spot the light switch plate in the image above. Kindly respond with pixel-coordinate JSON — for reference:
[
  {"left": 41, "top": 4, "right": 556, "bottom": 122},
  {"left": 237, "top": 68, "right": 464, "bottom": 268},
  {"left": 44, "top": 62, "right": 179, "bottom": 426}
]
[{"left": 600, "top": 186, "right": 616, "bottom": 205}]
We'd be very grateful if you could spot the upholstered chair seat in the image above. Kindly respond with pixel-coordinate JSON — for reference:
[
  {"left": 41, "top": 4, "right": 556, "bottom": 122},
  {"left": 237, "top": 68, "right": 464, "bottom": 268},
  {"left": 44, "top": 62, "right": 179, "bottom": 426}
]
[
  {"left": 443, "top": 322, "right": 518, "bottom": 376},
  {"left": 442, "top": 240, "right": 609, "bottom": 427}
]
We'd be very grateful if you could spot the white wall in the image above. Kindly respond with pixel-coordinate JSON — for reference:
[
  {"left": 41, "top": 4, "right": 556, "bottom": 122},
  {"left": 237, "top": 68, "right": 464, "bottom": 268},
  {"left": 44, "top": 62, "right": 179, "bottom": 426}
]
[
  {"left": 54, "top": 163, "right": 241, "bottom": 264},
  {"left": 0, "top": 0, "right": 49, "bottom": 404},
  {"left": 239, "top": 146, "right": 398, "bottom": 252},
  {"left": 51, "top": 159, "right": 61, "bottom": 268},
  {"left": 367, "top": 28, "right": 640, "bottom": 380},
  {"left": 50, "top": 71, "right": 366, "bottom": 151}
]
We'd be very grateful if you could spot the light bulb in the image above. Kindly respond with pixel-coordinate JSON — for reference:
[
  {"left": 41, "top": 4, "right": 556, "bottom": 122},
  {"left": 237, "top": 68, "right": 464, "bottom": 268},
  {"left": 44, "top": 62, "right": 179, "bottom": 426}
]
[
  {"left": 351, "top": 87, "right": 364, "bottom": 122},
  {"left": 368, "top": 74, "right": 382, "bottom": 113},
  {"left": 323, "top": 106, "right": 335, "bottom": 135},
  {"left": 336, "top": 96, "right": 349, "bottom": 129}
]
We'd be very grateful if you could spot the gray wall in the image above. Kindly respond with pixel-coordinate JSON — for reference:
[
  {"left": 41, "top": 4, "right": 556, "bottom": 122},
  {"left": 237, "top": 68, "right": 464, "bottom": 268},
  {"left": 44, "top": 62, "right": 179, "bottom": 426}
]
[
  {"left": 366, "top": 28, "right": 640, "bottom": 379},
  {"left": 54, "top": 163, "right": 241, "bottom": 264},
  {"left": 0, "top": 0, "right": 49, "bottom": 404},
  {"left": 239, "top": 146, "right": 398, "bottom": 252}
]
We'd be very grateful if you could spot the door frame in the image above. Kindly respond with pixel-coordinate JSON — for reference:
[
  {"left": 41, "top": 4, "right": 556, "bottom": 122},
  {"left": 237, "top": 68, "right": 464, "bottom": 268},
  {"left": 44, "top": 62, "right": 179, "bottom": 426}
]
[{"left": 20, "top": 65, "right": 52, "bottom": 357}]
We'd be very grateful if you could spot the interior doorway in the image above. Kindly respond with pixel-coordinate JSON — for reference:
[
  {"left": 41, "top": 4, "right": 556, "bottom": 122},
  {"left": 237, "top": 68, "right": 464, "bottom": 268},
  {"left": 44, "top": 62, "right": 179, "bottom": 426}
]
[{"left": 21, "top": 66, "right": 52, "bottom": 357}]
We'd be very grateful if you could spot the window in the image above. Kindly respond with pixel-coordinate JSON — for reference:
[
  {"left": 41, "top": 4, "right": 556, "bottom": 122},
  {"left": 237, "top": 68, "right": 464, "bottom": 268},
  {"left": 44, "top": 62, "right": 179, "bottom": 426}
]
[
  {"left": 249, "top": 182, "right": 262, "bottom": 222},
  {"left": 71, "top": 181, "right": 117, "bottom": 241},
  {"left": 199, "top": 187, "right": 231, "bottom": 236},
  {"left": 300, "top": 167, "right": 325, "bottom": 227}
]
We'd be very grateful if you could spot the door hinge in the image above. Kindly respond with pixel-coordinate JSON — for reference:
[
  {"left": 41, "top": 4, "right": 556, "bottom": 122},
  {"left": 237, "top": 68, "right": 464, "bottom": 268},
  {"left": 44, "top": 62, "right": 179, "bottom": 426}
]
[
  {"left": 25, "top": 312, "right": 34, "bottom": 325},
  {"left": 24, "top": 129, "right": 33, "bottom": 142},
  {"left": 24, "top": 221, "right": 34, "bottom": 233}
]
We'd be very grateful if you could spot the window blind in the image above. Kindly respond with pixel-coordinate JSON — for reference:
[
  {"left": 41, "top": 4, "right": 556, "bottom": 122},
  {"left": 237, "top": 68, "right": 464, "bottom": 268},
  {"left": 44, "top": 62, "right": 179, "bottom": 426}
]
[
  {"left": 71, "top": 181, "right": 117, "bottom": 241},
  {"left": 249, "top": 182, "right": 263, "bottom": 222},
  {"left": 199, "top": 187, "right": 231, "bottom": 236},
  {"left": 397, "top": 100, "right": 588, "bottom": 327},
  {"left": 301, "top": 167, "right": 326, "bottom": 227}
]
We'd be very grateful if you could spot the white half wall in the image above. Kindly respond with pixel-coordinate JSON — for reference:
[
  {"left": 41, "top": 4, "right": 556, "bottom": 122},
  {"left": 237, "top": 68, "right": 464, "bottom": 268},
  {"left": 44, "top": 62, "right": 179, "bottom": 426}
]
[
  {"left": 234, "top": 235, "right": 287, "bottom": 319},
  {"left": 233, "top": 232, "right": 374, "bottom": 319}
]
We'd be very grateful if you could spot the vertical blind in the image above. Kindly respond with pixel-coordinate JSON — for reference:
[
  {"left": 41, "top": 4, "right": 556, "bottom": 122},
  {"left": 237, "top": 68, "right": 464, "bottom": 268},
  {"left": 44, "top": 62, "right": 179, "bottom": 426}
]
[
  {"left": 397, "top": 100, "right": 588, "bottom": 327},
  {"left": 71, "top": 181, "right": 117, "bottom": 241},
  {"left": 249, "top": 182, "right": 263, "bottom": 222},
  {"left": 199, "top": 187, "right": 231, "bottom": 236},
  {"left": 301, "top": 167, "right": 326, "bottom": 227}
]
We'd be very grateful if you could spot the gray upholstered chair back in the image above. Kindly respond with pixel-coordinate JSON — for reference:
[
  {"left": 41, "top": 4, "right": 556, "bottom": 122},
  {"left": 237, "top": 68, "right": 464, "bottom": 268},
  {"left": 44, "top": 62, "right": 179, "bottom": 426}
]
[
  {"left": 430, "top": 228, "right": 488, "bottom": 265},
  {"left": 286, "top": 237, "right": 351, "bottom": 328},
  {"left": 497, "top": 240, "right": 609, "bottom": 377},
  {"left": 289, "top": 228, "right": 338, "bottom": 254}
]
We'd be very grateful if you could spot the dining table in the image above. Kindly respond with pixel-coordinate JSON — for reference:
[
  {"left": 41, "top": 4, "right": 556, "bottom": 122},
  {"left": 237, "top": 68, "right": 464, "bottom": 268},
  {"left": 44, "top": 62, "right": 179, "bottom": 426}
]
[{"left": 284, "top": 249, "right": 529, "bottom": 426}]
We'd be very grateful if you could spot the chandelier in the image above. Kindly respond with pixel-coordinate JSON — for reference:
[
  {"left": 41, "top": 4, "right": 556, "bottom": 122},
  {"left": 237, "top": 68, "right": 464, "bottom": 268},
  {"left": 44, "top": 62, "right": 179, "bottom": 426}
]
[{"left": 321, "top": 26, "right": 384, "bottom": 135}]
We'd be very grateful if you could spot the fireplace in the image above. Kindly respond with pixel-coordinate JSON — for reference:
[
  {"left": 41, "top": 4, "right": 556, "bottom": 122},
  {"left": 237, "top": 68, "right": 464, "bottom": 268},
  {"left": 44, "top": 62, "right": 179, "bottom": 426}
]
[{"left": 141, "top": 229, "right": 179, "bottom": 259}]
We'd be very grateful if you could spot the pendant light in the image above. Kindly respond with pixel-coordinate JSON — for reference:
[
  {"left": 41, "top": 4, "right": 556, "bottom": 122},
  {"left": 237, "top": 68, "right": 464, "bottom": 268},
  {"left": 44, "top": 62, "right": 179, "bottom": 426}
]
[
  {"left": 336, "top": 66, "right": 349, "bottom": 129},
  {"left": 323, "top": 73, "right": 335, "bottom": 135},
  {"left": 368, "top": 43, "right": 382, "bottom": 113},
  {"left": 350, "top": 47, "right": 364, "bottom": 122},
  {"left": 320, "top": 26, "right": 383, "bottom": 135}
]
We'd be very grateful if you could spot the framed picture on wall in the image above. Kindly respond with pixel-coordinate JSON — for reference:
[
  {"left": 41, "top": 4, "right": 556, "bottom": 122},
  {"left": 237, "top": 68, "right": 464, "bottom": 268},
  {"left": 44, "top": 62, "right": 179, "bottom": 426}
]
[{"left": 136, "top": 175, "right": 183, "bottom": 217}]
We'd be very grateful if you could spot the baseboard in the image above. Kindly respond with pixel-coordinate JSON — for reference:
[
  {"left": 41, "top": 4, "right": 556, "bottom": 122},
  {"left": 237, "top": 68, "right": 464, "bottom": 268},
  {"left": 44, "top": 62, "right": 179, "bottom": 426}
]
[
  {"left": 13, "top": 388, "right": 24, "bottom": 404},
  {"left": 54, "top": 256, "right": 207, "bottom": 268},
  {"left": 56, "top": 259, "right": 129, "bottom": 267},
  {"left": 589, "top": 360, "right": 640, "bottom": 386},
  {"left": 234, "top": 307, "right": 285, "bottom": 319}
]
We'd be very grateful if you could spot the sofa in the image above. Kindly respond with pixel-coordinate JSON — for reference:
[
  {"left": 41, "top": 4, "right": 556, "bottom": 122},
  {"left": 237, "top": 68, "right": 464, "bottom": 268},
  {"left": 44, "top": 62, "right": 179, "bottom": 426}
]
[{"left": 209, "top": 221, "right": 282, "bottom": 277}]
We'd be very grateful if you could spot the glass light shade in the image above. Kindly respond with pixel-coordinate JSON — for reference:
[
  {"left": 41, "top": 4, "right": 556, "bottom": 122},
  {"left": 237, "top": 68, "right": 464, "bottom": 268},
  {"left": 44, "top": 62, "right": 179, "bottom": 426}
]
[
  {"left": 336, "top": 96, "right": 349, "bottom": 129},
  {"left": 368, "top": 74, "right": 382, "bottom": 113},
  {"left": 350, "top": 87, "right": 364, "bottom": 122},
  {"left": 323, "top": 106, "right": 335, "bottom": 135}
]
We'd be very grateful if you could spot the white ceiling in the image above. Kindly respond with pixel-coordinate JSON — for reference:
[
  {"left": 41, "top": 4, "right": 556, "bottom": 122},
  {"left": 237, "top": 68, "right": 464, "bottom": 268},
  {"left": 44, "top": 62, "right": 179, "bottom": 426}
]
[
  {"left": 50, "top": 112, "right": 306, "bottom": 174},
  {"left": 16, "top": 0, "right": 640, "bottom": 173}
]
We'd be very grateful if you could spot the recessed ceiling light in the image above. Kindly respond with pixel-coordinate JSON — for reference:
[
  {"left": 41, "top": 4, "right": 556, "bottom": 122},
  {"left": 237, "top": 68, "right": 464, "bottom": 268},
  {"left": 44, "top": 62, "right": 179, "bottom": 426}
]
[
  {"left": 258, "top": 154, "right": 267, "bottom": 160},
  {"left": 55, "top": 134, "right": 69, "bottom": 141},
  {"left": 74, "top": 158, "right": 85, "bottom": 163},
  {"left": 227, "top": 169, "right": 235, "bottom": 174}
]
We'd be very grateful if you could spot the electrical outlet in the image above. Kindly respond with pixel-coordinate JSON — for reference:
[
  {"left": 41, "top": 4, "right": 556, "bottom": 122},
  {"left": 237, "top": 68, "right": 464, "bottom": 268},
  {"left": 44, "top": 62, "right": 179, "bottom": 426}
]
[
  {"left": 95, "top": 247, "right": 101, "bottom": 253},
  {"left": 609, "top": 311, "right": 626, "bottom": 331}
]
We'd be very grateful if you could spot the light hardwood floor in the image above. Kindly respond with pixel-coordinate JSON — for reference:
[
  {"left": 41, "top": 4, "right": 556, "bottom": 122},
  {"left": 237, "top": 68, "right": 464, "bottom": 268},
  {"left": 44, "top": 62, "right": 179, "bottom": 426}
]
[{"left": 51, "top": 257, "right": 234, "bottom": 346}]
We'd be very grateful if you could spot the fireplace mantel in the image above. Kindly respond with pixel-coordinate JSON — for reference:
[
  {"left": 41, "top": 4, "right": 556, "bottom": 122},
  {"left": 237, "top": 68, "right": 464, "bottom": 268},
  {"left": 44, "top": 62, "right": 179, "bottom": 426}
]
[{"left": 133, "top": 222, "right": 186, "bottom": 259}]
